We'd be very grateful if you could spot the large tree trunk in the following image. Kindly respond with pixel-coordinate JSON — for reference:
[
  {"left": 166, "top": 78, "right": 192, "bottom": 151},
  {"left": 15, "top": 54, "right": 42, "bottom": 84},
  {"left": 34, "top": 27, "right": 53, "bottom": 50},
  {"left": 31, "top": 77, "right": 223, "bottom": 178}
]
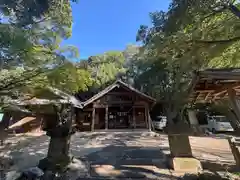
[
  {"left": 165, "top": 108, "right": 193, "bottom": 155},
  {"left": 164, "top": 107, "right": 199, "bottom": 171},
  {"left": 165, "top": 109, "right": 176, "bottom": 126},
  {"left": 227, "top": 110, "right": 240, "bottom": 134}
]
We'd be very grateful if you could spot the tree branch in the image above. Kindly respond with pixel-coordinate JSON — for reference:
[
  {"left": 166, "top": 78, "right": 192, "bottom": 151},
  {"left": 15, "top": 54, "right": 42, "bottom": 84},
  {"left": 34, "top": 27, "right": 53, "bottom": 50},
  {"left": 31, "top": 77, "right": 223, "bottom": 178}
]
[
  {"left": 0, "top": 68, "right": 50, "bottom": 92},
  {"left": 11, "top": 16, "right": 51, "bottom": 28},
  {"left": 193, "top": 36, "right": 240, "bottom": 44}
]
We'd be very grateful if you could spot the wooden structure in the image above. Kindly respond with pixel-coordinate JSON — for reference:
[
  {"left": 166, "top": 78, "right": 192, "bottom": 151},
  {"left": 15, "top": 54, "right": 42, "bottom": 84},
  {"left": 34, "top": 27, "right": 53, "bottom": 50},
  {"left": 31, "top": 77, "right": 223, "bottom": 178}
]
[
  {"left": 76, "top": 80, "right": 156, "bottom": 131},
  {"left": 189, "top": 68, "right": 240, "bottom": 103},
  {"left": 5, "top": 82, "right": 155, "bottom": 132},
  {"left": 189, "top": 68, "right": 240, "bottom": 127},
  {"left": 189, "top": 68, "right": 240, "bottom": 167},
  {"left": 3, "top": 87, "right": 82, "bottom": 134}
]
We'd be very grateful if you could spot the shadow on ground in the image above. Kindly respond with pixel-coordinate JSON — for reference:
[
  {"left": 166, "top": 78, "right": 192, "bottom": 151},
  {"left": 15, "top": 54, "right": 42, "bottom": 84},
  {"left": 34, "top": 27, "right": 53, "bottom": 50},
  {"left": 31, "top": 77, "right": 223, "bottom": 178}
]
[
  {"left": 76, "top": 133, "right": 176, "bottom": 180},
  {"left": 1, "top": 135, "right": 49, "bottom": 170},
  {"left": 201, "top": 160, "right": 238, "bottom": 173},
  {"left": 2, "top": 132, "right": 239, "bottom": 179}
]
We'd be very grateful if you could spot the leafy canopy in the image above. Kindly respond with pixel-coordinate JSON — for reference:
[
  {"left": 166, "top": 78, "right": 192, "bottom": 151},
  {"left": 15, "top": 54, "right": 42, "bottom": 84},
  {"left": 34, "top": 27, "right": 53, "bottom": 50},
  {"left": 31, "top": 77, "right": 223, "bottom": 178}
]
[{"left": 133, "top": 0, "right": 240, "bottom": 123}]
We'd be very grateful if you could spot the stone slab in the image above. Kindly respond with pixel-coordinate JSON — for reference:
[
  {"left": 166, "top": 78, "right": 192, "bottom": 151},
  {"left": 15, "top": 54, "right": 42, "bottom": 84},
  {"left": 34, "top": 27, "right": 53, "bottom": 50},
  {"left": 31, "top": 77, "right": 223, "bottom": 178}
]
[{"left": 170, "top": 157, "right": 202, "bottom": 173}]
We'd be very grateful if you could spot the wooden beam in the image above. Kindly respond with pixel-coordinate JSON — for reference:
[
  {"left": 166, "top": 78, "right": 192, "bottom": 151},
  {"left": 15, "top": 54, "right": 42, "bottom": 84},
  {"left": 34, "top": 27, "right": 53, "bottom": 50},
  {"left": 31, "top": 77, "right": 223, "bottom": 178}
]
[
  {"left": 196, "top": 92, "right": 202, "bottom": 100},
  {"left": 83, "top": 108, "right": 93, "bottom": 111},
  {"left": 93, "top": 104, "right": 106, "bottom": 108},
  {"left": 105, "top": 106, "right": 108, "bottom": 130},
  {"left": 94, "top": 101, "right": 134, "bottom": 106},
  {"left": 91, "top": 107, "right": 96, "bottom": 131},
  {"left": 195, "top": 82, "right": 240, "bottom": 92},
  {"left": 107, "top": 92, "right": 134, "bottom": 96},
  {"left": 205, "top": 92, "right": 212, "bottom": 101},
  {"left": 108, "top": 101, "right": 135, "bottom": 104},
  {"left": 200, "top": 71, "right": 240, "bottom": 80},
  {"left": 234, "top": 88, "right": 240, "bottom": 92},
  {"left": 213, "top": 84, "right": 240, "bottom": 97},
  {"left": 195, "top": 90, "right": 215, "bottom": 93}
]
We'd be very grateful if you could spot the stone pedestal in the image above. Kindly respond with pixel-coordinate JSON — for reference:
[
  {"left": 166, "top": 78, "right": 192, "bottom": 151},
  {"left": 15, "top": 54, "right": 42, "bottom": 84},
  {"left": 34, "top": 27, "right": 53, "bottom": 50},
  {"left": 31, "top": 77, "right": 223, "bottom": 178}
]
[{"left": 170, "top": 157, "right": 202, "bottom": 172}]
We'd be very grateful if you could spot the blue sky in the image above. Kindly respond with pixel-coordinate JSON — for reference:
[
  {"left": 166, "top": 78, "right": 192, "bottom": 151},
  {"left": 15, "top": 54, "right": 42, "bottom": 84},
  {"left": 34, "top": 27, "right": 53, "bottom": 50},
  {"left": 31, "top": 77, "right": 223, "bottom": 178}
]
[{"left": 63, "top": 0, "right": 171, "bottom": 60}]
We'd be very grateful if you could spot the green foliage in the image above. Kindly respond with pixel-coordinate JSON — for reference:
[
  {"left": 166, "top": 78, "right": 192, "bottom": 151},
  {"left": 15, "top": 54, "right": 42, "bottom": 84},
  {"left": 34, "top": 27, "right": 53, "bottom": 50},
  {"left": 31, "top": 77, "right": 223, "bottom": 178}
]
[
  {"left": 47, "top": 62, "right": 93, "bottom": 93},
  {"left": 1, "top": 0, "right": 240, "bottom": 118},
  {"left": 89, "top": 51, "right": 126, "bottom": 87},
  {"left": 0, "top": 0, "right": 80, "bottom": 101},
  {"left": 133, "top": 0, "right": 240, "bottom": 123}
]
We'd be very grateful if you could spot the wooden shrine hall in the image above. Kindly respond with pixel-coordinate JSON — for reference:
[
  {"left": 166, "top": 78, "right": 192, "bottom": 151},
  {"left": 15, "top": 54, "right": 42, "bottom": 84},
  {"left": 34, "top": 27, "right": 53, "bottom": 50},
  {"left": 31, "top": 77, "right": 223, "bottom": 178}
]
[{"left": 76, "top": 80, "right": 156, "bottom": 131}]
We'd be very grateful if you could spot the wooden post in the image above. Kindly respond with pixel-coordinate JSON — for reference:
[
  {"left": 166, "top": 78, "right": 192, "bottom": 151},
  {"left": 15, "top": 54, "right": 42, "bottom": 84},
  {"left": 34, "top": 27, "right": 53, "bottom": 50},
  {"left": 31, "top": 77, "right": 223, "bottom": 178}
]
[
  {"left": 105, "top": 106, "right": 108, "bottom": 130},
  {"left": 228, "top": 89, "right": 240, "bottom": 124},
  {"left": 228, "top": 137, "right": 240, "bottom": 167},
  {"left": 133, "top": 107, "right": 136, "bottom": 129},
  {"left": 91, "top": 107, "right": 96, "bottom": 131},
  {"left": 145, "top": 106, "right": 148, "bottom": 129}
]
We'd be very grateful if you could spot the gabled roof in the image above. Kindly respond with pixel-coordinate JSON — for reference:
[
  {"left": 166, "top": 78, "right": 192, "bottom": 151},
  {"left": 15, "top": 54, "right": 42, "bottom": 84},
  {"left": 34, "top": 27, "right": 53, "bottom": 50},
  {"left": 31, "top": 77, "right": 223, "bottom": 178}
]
[{"left": 83, "top": 80, "right": 155, "bottom": 107}]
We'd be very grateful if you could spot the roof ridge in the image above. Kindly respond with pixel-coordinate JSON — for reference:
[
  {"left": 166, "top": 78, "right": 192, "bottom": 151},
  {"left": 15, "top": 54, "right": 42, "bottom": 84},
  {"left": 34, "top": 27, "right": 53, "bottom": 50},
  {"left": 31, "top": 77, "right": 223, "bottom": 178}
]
[{"left": 83, "top": 80, "right": 155, "bottom": 107}]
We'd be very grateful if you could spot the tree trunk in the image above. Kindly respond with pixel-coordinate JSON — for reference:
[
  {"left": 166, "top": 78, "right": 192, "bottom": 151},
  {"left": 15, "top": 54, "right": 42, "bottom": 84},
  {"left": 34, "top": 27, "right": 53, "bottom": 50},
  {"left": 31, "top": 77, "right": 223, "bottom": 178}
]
[
  {"left": 168, "top": 134, "right": 192, "bottom": 157},
  {"left": 227, "top": 110, "right": 240, "bottom": 135},
  {"left": 165, "top": 108, "right": 193, "bottom": 156},
  {"left": 166, "top": 110, "right": 176, "bottom": 126}
]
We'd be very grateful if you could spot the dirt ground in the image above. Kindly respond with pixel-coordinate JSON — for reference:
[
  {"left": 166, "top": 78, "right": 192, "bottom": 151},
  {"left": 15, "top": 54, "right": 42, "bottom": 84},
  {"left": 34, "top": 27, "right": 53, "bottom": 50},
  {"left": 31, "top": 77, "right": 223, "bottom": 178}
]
[{"left": 0, "top": 131, "right": 237, "bottom": 179}]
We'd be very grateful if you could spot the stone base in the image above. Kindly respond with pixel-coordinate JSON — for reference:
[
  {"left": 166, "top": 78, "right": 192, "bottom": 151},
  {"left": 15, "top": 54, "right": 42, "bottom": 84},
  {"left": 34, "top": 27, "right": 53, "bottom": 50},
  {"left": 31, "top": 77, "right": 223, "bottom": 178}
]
[{"left": 169, "top": 157, "right": 202, "bottom": 173}]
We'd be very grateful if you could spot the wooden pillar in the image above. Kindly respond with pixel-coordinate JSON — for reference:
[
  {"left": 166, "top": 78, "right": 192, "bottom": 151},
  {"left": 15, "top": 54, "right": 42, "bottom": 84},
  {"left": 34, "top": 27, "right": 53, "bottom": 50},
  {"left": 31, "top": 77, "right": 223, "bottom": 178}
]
[
  {"left": 91, "top": 107, "right": 96, "bottom": 131},
  {"left": 145, "top": 106, "right": 148, "bottom": 129},
  {"left": 228, "top": 89, "right": 240, "bottom": 124},
  {"left": 105, "top": 106, "right": 108, "bottom": 130},
  {"left": 133, "top": 107, "right": 136, "bottom": 129}
]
